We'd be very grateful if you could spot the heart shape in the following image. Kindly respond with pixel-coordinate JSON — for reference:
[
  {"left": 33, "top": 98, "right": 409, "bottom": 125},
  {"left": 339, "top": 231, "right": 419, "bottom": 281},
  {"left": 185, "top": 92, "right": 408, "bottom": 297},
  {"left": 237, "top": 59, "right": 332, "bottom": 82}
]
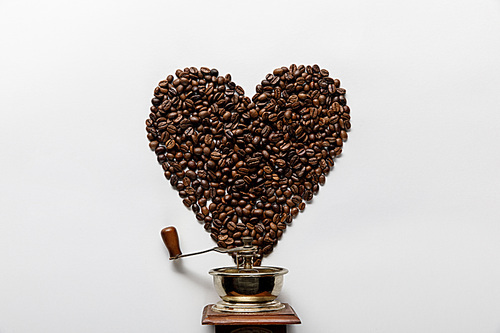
[{"left": 146, "top": 65, "right": 350, "bottom": 265}]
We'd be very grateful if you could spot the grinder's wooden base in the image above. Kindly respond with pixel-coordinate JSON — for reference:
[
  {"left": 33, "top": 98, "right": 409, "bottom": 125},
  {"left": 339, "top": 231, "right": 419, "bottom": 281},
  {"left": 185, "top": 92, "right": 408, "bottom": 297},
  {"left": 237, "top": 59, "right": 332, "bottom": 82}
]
[{"left": 202, "top": 303, "right": 301, "bottom": 333}]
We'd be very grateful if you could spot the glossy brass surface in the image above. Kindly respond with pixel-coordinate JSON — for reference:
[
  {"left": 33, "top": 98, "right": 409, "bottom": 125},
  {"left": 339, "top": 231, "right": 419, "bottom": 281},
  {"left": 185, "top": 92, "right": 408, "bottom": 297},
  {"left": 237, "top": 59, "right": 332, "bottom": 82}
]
[{"left": 209, "top": 266, "right": 288, "bottom": 312}]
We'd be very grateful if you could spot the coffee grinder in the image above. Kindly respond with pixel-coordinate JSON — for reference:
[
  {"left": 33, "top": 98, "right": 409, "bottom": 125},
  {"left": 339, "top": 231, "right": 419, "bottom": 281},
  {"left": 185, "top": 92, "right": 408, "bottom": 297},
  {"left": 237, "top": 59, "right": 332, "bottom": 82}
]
[{"left": 161, "top": 226, "right": 301, "bottom": 332}]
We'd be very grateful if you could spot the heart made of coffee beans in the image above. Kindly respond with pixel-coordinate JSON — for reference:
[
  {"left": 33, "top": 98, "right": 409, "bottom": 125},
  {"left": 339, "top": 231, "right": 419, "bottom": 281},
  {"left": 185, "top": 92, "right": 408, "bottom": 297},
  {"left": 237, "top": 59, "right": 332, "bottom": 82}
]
[{"left": 146, "top": 64, "right": 350, "bottom": 265}]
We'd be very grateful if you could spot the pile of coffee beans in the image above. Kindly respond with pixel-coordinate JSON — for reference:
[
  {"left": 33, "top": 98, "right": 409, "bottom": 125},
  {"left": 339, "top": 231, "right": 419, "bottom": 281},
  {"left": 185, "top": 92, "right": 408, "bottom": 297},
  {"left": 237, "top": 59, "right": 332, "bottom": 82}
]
[{"left": 146, "top": 65, "right": 350, "bottom": 265}]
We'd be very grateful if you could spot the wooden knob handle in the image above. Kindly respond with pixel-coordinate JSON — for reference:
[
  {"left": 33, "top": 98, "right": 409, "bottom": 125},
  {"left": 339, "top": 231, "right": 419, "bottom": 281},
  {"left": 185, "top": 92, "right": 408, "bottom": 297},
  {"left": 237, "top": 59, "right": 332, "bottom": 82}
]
[{"left": 161, "top": 226, "right": 182, "bottom": 259}]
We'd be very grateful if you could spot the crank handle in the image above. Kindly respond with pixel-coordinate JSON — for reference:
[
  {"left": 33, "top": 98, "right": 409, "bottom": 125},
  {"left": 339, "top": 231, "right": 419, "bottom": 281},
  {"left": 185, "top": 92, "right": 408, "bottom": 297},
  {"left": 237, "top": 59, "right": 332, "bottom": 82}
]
[{"left": 160, "top": 226, "right": 256, "bottom": 260}]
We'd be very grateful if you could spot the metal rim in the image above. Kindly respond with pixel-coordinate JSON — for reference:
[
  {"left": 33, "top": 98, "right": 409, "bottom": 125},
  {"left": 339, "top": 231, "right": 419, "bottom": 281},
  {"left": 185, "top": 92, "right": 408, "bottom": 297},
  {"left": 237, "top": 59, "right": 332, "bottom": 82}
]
[
  {"left": 211, "top": 300, "right": 285, "bottom": 313},
  {"left": 209, "top": 266, "right": 288, "bottom": 277}
]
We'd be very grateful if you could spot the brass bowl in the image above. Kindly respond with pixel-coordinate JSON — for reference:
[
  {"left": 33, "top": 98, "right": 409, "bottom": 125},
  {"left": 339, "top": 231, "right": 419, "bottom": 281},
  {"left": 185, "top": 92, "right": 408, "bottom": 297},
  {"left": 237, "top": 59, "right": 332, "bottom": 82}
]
[{"left": 209, "top": 266, "right": 288, "bottom": 312}]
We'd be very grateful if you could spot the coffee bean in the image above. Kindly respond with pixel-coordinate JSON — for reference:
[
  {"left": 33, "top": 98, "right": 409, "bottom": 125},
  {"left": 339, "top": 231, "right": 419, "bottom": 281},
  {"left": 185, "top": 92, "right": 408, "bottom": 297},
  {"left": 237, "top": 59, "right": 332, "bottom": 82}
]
[
  {"left": 273, "top": 68, "right": 283, "bottom": 76},
  {"left": 227, "top": 221, "right": 237, "bottom": 231},
  {"left": 253, "top": 209, "right": 263, "bottom": 217},
  {"left": 192, "top": 204, "right": 200, "bottom": 214},
  {"left": 263, "top": 245, "right": 273, "bottom": 254},
  {"left": 303, "top": 190, "right": 313, "bottom": 201}
]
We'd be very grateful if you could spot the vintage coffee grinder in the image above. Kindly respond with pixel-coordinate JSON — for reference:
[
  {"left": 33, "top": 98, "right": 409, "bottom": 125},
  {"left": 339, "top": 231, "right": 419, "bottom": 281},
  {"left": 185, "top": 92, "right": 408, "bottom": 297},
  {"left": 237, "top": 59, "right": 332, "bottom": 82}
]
[{"left": 161, "top": 226, "right": 301, "bottom": 332}]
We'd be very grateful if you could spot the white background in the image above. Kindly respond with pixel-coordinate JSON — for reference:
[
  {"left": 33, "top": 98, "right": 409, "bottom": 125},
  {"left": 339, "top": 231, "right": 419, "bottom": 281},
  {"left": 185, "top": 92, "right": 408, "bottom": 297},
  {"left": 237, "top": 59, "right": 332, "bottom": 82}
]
[{"left": 1, "top": 0, "right": 500, "bottom": 332}]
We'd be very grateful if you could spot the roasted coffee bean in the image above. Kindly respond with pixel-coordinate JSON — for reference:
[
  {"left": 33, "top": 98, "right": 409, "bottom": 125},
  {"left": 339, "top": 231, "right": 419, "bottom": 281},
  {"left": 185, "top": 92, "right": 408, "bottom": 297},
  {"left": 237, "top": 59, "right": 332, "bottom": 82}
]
[
  {"left": 147, "top": 65, "right": 350, "bottom": 264},
  {"left": 263, "top": 245, "right": 273, "bottom": 254},
  {"left": 303, "top": 190, "right": 313, "bottom": 201},
  {"left": 253, "top": 209, "right": 263, "bottom": 217},
  {"left": 227, "top": 221, "right": 237, "bottom": 231}
]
